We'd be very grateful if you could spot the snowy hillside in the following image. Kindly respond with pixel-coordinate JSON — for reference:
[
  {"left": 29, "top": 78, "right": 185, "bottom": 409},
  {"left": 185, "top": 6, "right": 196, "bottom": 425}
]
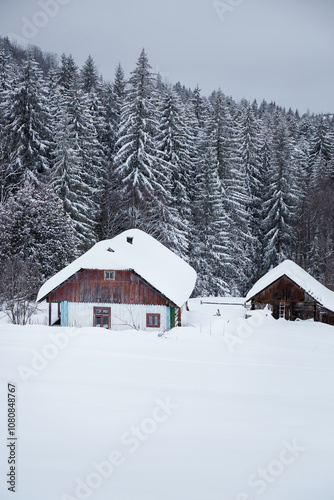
[
  {"left": 2, "top": 38, "right": 334, "bottom": 301},
  {"left": 1, "top": 300, "right": 334, "bottom": 500}
]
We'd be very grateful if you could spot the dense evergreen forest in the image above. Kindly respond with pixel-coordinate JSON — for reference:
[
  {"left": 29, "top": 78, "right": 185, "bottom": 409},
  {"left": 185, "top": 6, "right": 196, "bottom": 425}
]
[{"left": 0, "top": 36, "right": 333, "bottom": 297}]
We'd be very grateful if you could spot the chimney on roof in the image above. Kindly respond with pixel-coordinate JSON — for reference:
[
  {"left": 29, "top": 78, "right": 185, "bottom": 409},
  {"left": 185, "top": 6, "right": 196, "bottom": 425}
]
[{"left": 127, "top": 236, "right": 133, "bottom": 244}]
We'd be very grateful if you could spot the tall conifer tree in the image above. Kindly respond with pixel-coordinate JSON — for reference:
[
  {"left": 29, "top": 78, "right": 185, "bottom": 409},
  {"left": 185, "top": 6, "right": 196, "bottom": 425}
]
[
  {"left": 1, "top": 53, "right": 51, "bottom": 194},
  {"left": 113, "top": 49, "right": 173, "bottom": 245}
]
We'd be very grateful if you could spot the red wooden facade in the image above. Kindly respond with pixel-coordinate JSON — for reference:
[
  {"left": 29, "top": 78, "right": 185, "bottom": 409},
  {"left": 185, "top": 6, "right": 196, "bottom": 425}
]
[
  {"left": 46, "top": 269, "right": 175, "bottom": 307},
  {"left": 250, "top": 275, "right": 334, "bottom": 325}
]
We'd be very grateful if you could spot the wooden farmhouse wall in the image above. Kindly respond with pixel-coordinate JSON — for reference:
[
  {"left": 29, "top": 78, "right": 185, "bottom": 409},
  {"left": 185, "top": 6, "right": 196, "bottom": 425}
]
[
  {"left": 46, "top": 269, "right": 175, "bottom": 307},
  {"left": 250, "top": 275, "right": 334, "bottom": 325},
  {"left": 251, "top": 275, "right": 315, "bottom": 321},
  {"left": 315, "top": 305, "right": 334, "bottom": 325}
]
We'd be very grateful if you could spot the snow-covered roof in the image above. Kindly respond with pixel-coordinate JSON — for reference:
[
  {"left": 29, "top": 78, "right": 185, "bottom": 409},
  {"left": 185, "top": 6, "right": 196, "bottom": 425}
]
[
  {"left": 37, "top": 229, "right": 197, "bottom": 307},
  {"left": 246, "top": 259, "right": 334, "bottom": 312}
]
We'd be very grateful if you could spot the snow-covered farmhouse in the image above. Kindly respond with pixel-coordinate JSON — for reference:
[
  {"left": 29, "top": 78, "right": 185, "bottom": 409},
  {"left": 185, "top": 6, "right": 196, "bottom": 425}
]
[
  {"left": 246, "top": 260, "right": 334, "bottom": 325},
  {"left": 37, "top": 229, "right": 197, "bottom": 331}
]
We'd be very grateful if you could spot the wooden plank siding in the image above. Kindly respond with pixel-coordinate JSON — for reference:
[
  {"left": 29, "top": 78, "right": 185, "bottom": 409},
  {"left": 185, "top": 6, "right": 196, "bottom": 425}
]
[
  {"left": 315, "top": 305, "right": 334, "bottom": 326},
  {"left": 252, "top": 276, "right": 306, "bottom": 304},
  {"left": 46, "top": 269, "right": 175, "bottom": 307},
  {"left": 250, "top": 275, "right": 334, "bottom": 325},
  {"left": 251, "top": 275, "right": 314, "bottom": 321}
]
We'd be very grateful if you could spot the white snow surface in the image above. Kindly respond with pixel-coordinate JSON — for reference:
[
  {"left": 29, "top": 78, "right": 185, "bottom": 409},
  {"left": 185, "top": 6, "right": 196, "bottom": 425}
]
[
  {"left": 246, "top": 259, "right": 334, "bottom": 312},
  {"left": 1, "top": 300, "right": 334, "bottom": 500},
  {"left": 37, "top": 229, "right": 197, "bottom": 307}
]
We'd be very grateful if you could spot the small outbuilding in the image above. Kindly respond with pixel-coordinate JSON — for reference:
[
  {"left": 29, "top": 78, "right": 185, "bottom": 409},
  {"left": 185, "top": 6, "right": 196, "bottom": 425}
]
[
  {"left": 245, "top": 260, "right": 334, "bottom": 325},
  {"left": 37, "top": 229, "right": 197, "bottom": 331}
]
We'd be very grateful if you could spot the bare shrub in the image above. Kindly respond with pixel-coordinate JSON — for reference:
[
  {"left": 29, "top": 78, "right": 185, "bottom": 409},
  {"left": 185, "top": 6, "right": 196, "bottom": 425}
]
[{"left": 0, "top": 257, "right": 40, "bottom": 325}]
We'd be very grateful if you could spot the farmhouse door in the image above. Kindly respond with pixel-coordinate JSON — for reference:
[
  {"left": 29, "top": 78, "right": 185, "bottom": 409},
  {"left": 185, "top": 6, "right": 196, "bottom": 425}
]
[{"left": 93, "top": 307, "right": 111, "bottom": 328}]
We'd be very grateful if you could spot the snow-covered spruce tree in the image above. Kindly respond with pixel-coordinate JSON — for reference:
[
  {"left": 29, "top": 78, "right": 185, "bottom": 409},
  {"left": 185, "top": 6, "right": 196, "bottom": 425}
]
[
  {"left": 262, "top": 111, "right": 299, "bottom": 270},
  {"left": 236, "top": 103, "right": 265, "bottom": 283},
  {"left": 307, "top": 187, "right": 334, "bottom": 288},
  {"left": 49, "top": 53, "right": 105, "bottom": 249},
  {"left": 80, "top": 55, "right": 109, "bottom": 160},
  {"left": 285, "top": 107, "right": 300, "bottom": 140},
  {"left": 305, "top": 115, "right": 334, "bottom": 285},
  {"left": 0, "top": 182, "right": 79, "bottom": 282},
  {"left": 0, "top": 53, "right": 51, "bottom": 197},
  {"left": 114, "top": 63, "right": 126, "bottom": 99},
  {"left": 0, "top": 42, "right": 17, "bottom": 201},
  {"left": 80, "top": 54, "right": 99, "bottom": 93},
  {"left": 224, "top": 128, "right": 253, "bottom": 295},
  {"left": 51, "top": 84, "right": 103, "bottom": 250},
  {"left": 0, "top": 41, "right": 17, "bottom": 101},
  {"left": 191, "top": 135, "right": 231, "bottom": 296},
  {"left": 79, "top": 57, "right": 123, "bottom": 242},
  {"left": 291, "top": 115, "right": 312, "bottom": 271},
  {"left": 113, "top": 49, "right": 174, "bottom": 244},
  {"left": 309, "top": 115, "right": 334, "bottom": 186},
  {"left": 156, "top": 86, "right": 192, "bottom": 259},
  {"left": 184, "top": 87, "right": 209, "bottom": 265},
  {"left": 98, "top": 81, "right": 118, "bottom": 156},
  {"left": 57, "top": 53, "right": 78, "bottom": 90},
  {"left": 206, "top": 89, "right": 231, "bottom": 183},
  {"left": 204, "top": 94, "right": 253, "bottom": 295},
  {"left": 97, "top": 82, "right": 120, "bottom": 240},
  {"left": 258, "top": 131, "right": 273, "bottom": 275},
  {"left": 86, "top": 64, "right": 126, "bottom": 241},
  {"left": 108, "top": 63, "right": 126, "bottom": 154},
  {"left": 190, "top": 85, "right": 207, "bottom": 130},
  {"left": 173, "top": 81, "right": 192, "bottom": 103},
  {"left": 190, "top": 90, "right": 253, "bottom": 295}
]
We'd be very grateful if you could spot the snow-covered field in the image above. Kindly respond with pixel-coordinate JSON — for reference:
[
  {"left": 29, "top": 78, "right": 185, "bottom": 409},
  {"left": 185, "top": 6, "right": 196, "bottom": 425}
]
[{"left": 1, "top": 298, "right": 334, "bottom": 500}]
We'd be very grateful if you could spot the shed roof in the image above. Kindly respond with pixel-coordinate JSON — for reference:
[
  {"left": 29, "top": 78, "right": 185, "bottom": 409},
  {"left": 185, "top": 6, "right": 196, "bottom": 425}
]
[
  {"left": 37, "top": 229, "right": 197, "bottom": 307},
  {"left": 246, "top": 259, "right": 334, "bottom": 313}
]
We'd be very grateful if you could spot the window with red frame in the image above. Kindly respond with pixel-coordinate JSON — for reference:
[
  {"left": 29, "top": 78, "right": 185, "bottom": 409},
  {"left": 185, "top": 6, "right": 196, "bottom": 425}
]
[
  {"left": 146, "top": 313, "right": 160, "bottom": 328},
  {"left": 94, "top": 307, "right": 111, "bottom": 328}
]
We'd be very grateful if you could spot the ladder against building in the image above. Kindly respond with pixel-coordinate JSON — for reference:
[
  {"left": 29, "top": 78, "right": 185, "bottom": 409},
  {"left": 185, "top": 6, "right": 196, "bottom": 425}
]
[{"left": 279, "top": 302, "right": 286, "bottom": 319}]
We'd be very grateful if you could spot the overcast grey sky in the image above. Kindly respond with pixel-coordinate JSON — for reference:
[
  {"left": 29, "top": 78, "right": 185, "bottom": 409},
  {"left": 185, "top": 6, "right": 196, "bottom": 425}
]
[{"left": 1, "top": 0, "right": 333, "bottom": 114}]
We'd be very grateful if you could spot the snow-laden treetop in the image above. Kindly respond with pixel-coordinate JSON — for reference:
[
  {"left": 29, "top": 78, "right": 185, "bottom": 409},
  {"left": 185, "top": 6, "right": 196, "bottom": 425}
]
[
  {"left": 246, "top": 259, "right": 334, "bottom": 312},
  {"left": 37, "top": 229, "right": 197, "bottom": 307}
]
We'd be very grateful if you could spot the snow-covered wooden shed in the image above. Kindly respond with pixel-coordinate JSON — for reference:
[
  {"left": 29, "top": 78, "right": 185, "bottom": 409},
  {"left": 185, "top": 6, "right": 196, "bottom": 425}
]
[
  {"left": 245, "top": 260, "right": 334, "bottom": 325},
  {"left": 37, "top": 229, "right": 197, "bottom": 331}
]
